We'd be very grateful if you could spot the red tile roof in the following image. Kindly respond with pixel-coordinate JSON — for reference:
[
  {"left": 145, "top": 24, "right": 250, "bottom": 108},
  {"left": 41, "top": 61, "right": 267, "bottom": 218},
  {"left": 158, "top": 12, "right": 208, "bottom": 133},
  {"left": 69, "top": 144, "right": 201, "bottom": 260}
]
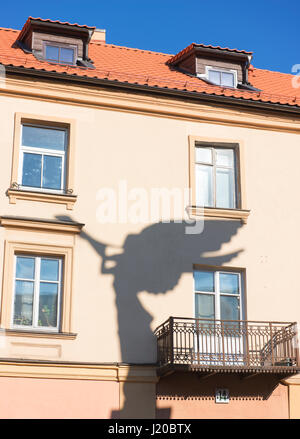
[{"left": 0, "top": 26, "right": 300, "bottom": 108}]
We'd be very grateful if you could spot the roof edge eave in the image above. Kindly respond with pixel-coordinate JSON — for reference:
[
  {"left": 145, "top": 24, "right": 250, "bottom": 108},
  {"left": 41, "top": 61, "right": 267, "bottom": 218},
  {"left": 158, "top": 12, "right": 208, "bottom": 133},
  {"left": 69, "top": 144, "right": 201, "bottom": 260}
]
[{"left": 3, "top": 64, "right": 300, "bottom": 114}]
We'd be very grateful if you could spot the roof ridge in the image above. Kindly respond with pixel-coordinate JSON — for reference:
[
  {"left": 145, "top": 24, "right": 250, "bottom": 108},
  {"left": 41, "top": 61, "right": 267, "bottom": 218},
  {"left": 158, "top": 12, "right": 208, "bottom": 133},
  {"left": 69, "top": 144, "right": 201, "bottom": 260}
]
[
  {"left": 0, "top": 27, "right": 19, "bottom": 32},
  {"left": 89, "top": 41, "right": 173, "bottom": 56}
]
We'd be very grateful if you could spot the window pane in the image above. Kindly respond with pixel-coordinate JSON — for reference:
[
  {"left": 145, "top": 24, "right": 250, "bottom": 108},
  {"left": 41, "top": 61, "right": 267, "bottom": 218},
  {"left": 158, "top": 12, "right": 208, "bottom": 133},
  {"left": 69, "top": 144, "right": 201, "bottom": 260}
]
[
  {"left": 208, "top": 70, "right": 221, "bottom": 85},
  {"left": 219, "top": 273, "right": 239, "bottom": 294},
  {"left": 216, "top": 168, "right": 235, "bottom": 208},
  {"left": 195, "top": 164, "right": 213, "bottom": 207},
  {"left": 22, "top": 153, "right": 42, "bottom": 187},
  {"left": 60, "top": 47, "right": 74, "bottom": 64},
  {"left": 195, "top": 147, "right": 212, "bottom": 164},
  {"left": 16, "top": 257, "right": 35, "bottom": 280},
  {"left": 216, "top": 148, "right": 234, "bottom": 167},
  {"left": 42, "top": 155, "right": 62, "bottom": 190},
  {"left": 22, "top": 126, "right": 66, "bottom": 151},
  {"left": 13, "top": 280, "right": 34, "bottom": 326},
  {"left": 195, "top": 294, "right": 215, "bottom": 320},
  {"left": 220, "top": 296, "right": 240, "bottom": 321},
  {"left": 221, "top": 72, "right": 234, "bottom": 87},
  {"left": 40, "top": 259, "right": 59, "bottom": 281},
  {"left": 194, "top": 270, "right": 214, "bottom": 292},
  {"left": 45, "top": 45, "right": 59, "bottom": 61},
  {"left": 39, "top": 282, "right": 58, "bottom": 327}
]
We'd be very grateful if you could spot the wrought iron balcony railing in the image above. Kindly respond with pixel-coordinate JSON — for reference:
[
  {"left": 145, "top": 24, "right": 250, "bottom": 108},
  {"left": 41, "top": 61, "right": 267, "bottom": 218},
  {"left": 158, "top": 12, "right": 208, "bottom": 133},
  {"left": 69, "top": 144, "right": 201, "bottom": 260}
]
[{"left": 154, "top": 317, "right": 300, "bottom": 376}]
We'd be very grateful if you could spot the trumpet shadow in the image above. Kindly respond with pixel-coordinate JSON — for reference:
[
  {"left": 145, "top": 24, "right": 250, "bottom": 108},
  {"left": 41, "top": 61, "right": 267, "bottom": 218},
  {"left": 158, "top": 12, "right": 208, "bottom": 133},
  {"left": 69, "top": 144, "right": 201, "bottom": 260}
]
[
  {"left": 57, "top": 216, "right": 243, "bottom": 417},
  {"left": 79, "top": 220, "right": 243, "bottom": 363}
]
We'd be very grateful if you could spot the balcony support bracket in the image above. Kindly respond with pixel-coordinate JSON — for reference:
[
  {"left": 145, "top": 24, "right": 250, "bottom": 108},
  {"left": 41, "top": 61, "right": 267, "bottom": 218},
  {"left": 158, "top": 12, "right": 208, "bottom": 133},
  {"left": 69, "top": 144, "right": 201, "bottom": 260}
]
[
  {"left": 240, "top": 372, "right": 260, "bottom": 380},
  {"left": 197, "top": 371, "right": 217, "bottom": 380}
]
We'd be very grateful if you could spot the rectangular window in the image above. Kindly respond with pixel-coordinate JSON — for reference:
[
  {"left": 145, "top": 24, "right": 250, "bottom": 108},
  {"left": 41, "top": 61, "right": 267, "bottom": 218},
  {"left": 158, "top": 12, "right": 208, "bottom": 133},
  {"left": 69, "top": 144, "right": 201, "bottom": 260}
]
[
  {"left": 194, "top": 268, "right": 243, "bottom": 322},
  {"left": 195, "top": 145, "right": 237, "bottom": 209},
  {"left": 194, "top": 267, "right": 245, "bottom": 365},
  {"left": 12, "top": 255, "right": 62, "bottom": 331},
  {"left": 207, "top": 68, "right": 236, "bottom": 87},
  {"left": 45, "top": 44, "right": 76, "bottom": 65},
  {"left": 18, "top": 124, "right": 67, "bottom": 192}
]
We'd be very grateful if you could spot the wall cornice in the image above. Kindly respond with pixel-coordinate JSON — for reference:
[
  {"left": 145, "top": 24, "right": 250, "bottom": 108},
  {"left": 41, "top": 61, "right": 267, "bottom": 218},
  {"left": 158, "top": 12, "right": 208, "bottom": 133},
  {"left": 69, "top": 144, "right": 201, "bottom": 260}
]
[
  {"left": 1, "top": 76, "right": 300, "bottom": 133},
  {"left": 0, "top": 359, "right": 158, "bottom": 382}
]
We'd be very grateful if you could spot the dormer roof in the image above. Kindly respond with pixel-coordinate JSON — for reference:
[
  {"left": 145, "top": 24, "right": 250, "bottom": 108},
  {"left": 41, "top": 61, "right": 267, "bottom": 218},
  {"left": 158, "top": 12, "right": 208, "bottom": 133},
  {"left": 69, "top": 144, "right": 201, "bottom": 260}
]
[
  {"left": 17, "top": 17, "right": 96, "bottom": 43},
  {"left": 167, "top": 43, "right": 253, "bottom": 66}
]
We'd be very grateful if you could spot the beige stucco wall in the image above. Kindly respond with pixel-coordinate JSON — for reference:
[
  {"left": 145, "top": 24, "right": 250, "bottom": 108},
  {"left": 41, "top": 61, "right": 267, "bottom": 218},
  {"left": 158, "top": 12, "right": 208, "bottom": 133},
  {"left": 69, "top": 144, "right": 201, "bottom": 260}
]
[{"left": 0, "top": 77, "right": 299, "bottom": 376}]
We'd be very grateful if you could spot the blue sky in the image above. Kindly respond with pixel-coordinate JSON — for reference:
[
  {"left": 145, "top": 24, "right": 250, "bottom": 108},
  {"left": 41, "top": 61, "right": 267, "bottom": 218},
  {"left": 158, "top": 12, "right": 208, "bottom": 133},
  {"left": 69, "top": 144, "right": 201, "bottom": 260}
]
[{"left": 0, "top": 0, "right": 299, "bottom": 73}]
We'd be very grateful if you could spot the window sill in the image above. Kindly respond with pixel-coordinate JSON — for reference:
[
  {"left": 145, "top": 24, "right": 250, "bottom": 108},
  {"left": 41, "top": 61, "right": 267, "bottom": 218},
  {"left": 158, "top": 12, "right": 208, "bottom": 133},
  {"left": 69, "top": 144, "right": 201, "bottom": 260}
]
[
  {"left": 1, "top": 328, "right": 77, "bottom": 340},
  {"left": 188, "top": 206, "right": 250, "bottom": 224},
  {"left": 7, "top": 188, "right": 77, "bottom": 210}
]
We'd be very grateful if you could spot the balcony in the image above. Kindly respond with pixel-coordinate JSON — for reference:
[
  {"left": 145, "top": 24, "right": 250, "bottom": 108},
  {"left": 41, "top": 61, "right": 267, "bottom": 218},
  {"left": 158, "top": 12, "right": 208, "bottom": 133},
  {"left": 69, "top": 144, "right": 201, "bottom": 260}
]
[{"left": 154, "top": 317, "right": 300, "bottom": 378}]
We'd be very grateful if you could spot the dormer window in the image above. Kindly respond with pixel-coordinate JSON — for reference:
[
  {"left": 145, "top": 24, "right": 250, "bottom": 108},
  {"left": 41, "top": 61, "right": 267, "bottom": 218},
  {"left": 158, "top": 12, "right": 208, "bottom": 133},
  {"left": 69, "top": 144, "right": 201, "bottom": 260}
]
[
  {"left": 167, "top": 43, "right": 256, "bottom": 91},
  {"left": 44, "top": 43, "right": 76, "bottom": 65},
  {"left": 15, "top": 17, "right": 98, "bottom": 69},
  {"left": 206, "top": 67, "right": 237, "bottom": 88}
]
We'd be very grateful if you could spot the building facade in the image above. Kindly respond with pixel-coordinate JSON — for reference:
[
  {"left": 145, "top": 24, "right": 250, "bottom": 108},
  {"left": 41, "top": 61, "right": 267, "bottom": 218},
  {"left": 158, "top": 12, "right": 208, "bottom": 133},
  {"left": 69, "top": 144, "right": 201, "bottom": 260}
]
[{"left": 0, "top": 17, "right": 299, "bottom": 418}]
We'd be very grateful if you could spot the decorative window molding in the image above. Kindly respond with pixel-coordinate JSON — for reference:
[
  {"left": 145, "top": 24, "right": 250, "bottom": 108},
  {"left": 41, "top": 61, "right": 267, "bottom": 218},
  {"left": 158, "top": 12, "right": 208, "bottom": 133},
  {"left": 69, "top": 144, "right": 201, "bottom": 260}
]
[
  {"left": 7, "top": 189, "right": 77, "bottom": 210},
  {"left": 8, "top": 113, "right": 77, "bottom": 209},
  {"left": 188, "top": 135, "right": 250, "bottom": 224},
  {"left": 0, "top": 216, "right": 84, "bottom": 234},
  {"left": 0, "top": 328, "right": 77, "bottom": 340},
  {"left": 187, "top": 206, "right": 250, "bottom": 224},
  {"left": 0, "top": 217, "right": 84, "bottom": 335}
]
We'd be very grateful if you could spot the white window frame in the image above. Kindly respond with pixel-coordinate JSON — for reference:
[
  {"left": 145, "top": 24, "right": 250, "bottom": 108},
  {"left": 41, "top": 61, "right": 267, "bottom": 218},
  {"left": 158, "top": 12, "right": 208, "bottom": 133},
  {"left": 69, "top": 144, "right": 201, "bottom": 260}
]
[
  {"left": 194, "top": 269, "right": 243, "bottom": 322},
  {"left": 195, "top": 145, "right": 237, "bottom": 209},
  {"left": 204, "top": 66, "right": 238, "bottom": 88},
  {"left": 12, "top": 254, "right": 63, "bottom": 332},
  {"left": 18, "top": 123, "right": 67, "bottom": 193},
  {"left": 43, "top": 42, "right": 77, "bottom": 65}
]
